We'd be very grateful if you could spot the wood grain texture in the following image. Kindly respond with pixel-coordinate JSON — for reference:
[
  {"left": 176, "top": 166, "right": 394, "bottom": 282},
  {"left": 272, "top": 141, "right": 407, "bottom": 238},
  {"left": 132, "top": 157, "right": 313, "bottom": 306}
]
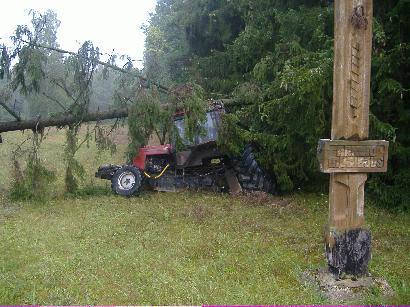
[{"left": 329, "top": 0, "right": 373, "bottom": 230}]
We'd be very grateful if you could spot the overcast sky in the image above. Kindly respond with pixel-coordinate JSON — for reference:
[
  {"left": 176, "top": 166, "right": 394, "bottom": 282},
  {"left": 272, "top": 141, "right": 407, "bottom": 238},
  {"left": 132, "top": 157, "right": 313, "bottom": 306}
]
[{"left": 0, "top": 0, "right": 157, "bottom": 68}]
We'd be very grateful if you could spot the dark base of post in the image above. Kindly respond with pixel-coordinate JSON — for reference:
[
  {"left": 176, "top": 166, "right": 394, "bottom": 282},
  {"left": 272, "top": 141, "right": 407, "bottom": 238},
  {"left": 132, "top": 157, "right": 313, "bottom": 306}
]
[{"left": 325, "top": 228, "right": 371, "bottom": 277}]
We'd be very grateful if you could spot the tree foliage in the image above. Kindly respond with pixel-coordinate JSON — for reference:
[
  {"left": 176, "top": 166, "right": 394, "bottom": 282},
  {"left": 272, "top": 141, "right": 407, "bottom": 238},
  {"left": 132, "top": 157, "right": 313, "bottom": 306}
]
[
  {"left": 145, "top": 0, "right": 410, "bottom": 209},
  {"left": 0, "top": 11, "right": 128, "bottom": 195},
  {"left": 126, "top": 83, "right": 207, "bottom": 160},
  {"left": 10, "top": 132, "right": 56, "bottom": 201}
]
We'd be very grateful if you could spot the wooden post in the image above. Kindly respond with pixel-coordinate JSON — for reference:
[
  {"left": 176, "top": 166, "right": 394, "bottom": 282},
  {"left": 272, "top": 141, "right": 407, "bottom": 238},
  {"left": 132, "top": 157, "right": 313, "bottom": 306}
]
[{"left": 317, "top": 0, "right": 389, "bottom": 277}]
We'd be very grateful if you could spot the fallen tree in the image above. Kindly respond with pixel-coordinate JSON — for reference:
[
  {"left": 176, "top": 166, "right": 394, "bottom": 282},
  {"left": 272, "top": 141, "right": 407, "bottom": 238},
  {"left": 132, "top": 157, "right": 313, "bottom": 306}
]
[
  {"left": 0, "top": 37, "right": 162, "bottom": 136},
  {"left": 21, "top": 41, "right": 170, "bottom": 94},
  {"left": 0, "top": 107, "right": 128, "bottom": 133}
]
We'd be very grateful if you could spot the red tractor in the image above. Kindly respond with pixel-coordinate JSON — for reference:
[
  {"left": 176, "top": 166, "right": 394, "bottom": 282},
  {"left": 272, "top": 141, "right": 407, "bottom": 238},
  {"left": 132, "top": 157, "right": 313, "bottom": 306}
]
[{"left": 95, "top": 102, "right": 276, "bottom": 196}]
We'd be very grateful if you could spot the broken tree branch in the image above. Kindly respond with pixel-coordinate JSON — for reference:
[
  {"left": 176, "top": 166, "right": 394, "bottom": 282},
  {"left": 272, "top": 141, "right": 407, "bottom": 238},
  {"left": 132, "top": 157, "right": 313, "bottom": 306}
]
[{"left": 0, "top": 100, "right": 21, "bottom": 121}]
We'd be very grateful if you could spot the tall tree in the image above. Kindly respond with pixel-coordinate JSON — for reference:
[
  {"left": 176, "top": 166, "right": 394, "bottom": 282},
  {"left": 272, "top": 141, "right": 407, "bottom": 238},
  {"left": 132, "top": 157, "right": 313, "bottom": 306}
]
[{"left": 144, "top": 0, "right": 410, "bottom": 209}]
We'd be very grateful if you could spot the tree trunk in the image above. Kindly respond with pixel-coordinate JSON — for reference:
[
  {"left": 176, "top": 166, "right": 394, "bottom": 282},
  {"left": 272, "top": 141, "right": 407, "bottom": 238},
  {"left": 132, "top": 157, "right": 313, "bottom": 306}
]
[{"left": 0, "top": 108, "right": 128, "bottom": 133}]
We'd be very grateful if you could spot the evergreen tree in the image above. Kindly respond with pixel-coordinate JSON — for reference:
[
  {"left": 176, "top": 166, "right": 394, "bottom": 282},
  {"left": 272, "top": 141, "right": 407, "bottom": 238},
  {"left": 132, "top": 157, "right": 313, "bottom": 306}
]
[{"left": 144, "top": 0, "right": 410, "bottom": 209}]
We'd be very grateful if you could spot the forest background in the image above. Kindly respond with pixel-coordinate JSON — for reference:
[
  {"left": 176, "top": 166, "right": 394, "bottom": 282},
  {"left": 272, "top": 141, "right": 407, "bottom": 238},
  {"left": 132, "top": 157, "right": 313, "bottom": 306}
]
[
  {"left": 0, "top": 0, "right": 409, "bottom": 210},
  {"left": 142, "top": 0, "right": 409, "bottom": 210}
]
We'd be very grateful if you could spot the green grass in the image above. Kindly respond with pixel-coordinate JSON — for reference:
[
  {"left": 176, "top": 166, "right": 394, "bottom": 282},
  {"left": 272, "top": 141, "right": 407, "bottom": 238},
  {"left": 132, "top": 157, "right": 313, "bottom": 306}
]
[
  {"left": 0, "top": 127, "right": 127, "bottom": 195},
  {"left": 0, "top": 129, "right": 409, "bottom": 305}
]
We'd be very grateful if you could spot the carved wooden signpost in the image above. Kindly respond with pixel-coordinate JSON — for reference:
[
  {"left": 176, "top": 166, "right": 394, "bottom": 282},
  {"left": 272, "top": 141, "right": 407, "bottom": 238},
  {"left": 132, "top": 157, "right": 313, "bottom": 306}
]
[
  {"left": 318, "top": 140, "right": 388, "bottom": 174},
  {"left": 317, "top": 0, "right": 389, "bottom": 276}
]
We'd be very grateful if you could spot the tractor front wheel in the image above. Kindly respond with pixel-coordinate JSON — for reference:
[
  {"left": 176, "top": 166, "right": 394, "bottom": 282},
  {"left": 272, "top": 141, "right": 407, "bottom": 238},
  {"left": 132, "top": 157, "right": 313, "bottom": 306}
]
[{"left": 111, "top": 165, "right": 142, "bottom": 196}]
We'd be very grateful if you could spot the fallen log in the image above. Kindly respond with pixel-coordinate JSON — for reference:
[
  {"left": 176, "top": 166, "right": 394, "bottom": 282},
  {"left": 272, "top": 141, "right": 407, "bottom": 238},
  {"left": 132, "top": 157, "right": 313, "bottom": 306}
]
[{"left": 0, "top": 108, "right": 128, "bottom": 133}]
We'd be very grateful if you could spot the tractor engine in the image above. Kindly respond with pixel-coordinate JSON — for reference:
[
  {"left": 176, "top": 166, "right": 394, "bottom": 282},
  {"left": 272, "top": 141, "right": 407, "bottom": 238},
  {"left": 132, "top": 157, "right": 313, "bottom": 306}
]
[{"left": 145, "top": 155, "right": 169, "bottom": 174}]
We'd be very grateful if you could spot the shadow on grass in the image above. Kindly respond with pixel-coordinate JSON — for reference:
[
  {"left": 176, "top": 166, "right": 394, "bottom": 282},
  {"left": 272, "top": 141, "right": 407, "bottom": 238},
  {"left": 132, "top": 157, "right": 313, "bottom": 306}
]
[{"left": 64, "top": 184, "right": 113, "bottom": 198}]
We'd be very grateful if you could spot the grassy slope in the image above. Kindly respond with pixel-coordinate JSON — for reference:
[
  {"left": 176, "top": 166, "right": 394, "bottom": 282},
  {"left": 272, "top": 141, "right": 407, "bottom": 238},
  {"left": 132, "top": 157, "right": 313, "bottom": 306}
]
[{"left": 0, "top": 129, "right": 409, "bottom": 305}]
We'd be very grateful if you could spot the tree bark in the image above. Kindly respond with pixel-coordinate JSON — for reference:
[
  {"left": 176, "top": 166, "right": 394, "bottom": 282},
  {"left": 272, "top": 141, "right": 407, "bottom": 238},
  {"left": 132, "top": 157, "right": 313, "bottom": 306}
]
[{"left": 0, "top": 108, "right": 128, "bottom": 133}]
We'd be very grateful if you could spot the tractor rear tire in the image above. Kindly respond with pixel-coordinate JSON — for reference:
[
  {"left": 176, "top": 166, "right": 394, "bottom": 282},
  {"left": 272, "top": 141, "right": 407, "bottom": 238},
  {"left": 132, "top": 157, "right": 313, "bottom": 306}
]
[
  {"left": 111, "top": 165, "right": 142, "bottom": 196},
  {"left": 235, "top": 144, "right": 276, "bottom": 194}
]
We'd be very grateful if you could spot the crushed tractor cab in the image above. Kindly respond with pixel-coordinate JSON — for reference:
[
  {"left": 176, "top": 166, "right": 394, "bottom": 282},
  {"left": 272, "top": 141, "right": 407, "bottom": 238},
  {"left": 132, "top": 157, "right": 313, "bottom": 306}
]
[{"left": 96, "top": 102, "right": 276, "bottom": 196}]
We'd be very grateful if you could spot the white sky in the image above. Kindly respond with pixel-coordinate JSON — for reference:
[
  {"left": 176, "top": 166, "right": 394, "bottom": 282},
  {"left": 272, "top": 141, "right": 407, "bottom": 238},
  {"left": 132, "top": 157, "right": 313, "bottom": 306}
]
[{"left": 0, "top": 0, "right": 157, "bottom": 69}]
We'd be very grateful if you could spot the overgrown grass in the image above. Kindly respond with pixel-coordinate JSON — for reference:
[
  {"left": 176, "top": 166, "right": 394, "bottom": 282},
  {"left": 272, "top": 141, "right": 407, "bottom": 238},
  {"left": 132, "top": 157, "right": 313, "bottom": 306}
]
[
  {"left": 0, "top": 128, "right": 409, "bottom": 305},
  {"left": 0, "top": 127, "right": 127, "bottom": 196}
]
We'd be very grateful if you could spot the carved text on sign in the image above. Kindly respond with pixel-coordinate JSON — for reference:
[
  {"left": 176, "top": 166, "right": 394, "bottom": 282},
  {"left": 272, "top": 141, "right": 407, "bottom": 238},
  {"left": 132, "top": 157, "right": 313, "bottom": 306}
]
[{"left": 317, "top": 139, "right": 389, "bottom": 173}]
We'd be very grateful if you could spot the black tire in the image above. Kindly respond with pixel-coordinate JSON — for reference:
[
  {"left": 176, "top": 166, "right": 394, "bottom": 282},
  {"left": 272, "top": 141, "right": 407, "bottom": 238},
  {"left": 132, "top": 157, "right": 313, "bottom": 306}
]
[
  {"left": 235, "top": 144, "right": 277, "bottom": 194},
  {"left": 111, "top": 165, "right": 142, "bottom": 196}
]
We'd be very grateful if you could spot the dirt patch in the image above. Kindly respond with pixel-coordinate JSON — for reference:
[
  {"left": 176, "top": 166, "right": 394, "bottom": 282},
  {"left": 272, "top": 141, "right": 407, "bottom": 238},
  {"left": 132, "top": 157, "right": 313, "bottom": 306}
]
[{"left": 302, "top": 268, "right": 394, "bottom": 303}]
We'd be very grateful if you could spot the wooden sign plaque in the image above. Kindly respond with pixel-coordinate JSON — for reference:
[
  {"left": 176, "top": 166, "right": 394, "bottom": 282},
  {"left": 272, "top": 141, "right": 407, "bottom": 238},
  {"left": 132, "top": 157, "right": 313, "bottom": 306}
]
[{"left": 317, "top": 139, "right": 389, "bottom": 173}]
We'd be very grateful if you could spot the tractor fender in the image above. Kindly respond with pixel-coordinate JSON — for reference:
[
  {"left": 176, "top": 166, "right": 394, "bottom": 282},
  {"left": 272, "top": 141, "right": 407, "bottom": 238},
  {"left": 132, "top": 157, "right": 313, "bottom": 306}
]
[{"left": 95, "top": 164, "right": 122, "bottom": 180}]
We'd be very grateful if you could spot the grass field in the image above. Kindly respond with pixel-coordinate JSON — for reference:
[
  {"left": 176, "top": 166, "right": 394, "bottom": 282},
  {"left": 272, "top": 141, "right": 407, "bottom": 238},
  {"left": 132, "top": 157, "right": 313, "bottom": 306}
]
[{"left": 0, "top": 128, "right": 409, "bottom": 305}]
